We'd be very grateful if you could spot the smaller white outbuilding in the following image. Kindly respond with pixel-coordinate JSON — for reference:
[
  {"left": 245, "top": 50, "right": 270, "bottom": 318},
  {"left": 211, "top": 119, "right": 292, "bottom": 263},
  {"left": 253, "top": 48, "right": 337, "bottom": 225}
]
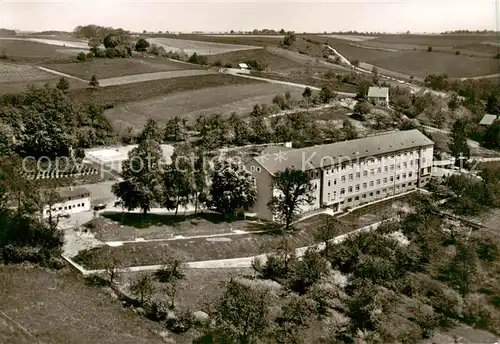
[
  {"left": 238, "top": 63, "right": 249, "bottom": 70},
  {"left": 43, "top": 187, "right": 91, "bottom": 218}
]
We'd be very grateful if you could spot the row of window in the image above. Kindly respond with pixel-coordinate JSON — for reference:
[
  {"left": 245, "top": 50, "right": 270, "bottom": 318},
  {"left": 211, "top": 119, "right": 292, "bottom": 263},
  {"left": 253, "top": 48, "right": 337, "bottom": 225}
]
[
  {"left": 325, "top": 158, "right": 425, "bottom": 176},
  {"left": 331, "top": 182, "right": 414, "bottom": 204},
  {"left": 329, "top": 172, "right": 415, "bottom": 188},
  {"left": 47, "top": 203, "right": 86, "bottom": 214}
]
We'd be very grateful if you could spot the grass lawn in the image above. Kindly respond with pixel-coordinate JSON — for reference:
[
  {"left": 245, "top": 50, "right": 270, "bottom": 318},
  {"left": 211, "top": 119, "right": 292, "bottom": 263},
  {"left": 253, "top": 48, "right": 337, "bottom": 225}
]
[
  {"left": 74, "top": 213, "right": 356, "bottom": 269},
  {"left": 67, "top": 73, "right": 259, "bottom": 106},
  {"left": 89, "top": 212, "right": 260, "bottom": 242},
  {"left": 0, "top": 265, "right": 166, "bottom": 344},
  {"left": 44, "top": 57, "right": 202, "bottom": 80}
]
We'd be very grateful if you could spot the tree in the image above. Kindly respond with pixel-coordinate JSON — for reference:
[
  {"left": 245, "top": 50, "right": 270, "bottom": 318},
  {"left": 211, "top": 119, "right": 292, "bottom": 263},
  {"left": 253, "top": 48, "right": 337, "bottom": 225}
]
[
  {"left": 302, "top": 87, "right": 313, "bottom": 112},
  {"left": 89, "top": 75, "right": 99, "bottom": 89},
  {"left": 208, "top": 160, "right": 257, "bottom": 216},
  {"left": 164, "top": 116, "right": 187, "bottom": 143},
  {"left": 444, "top": 241, "right": 477, "bottom": 297},
  {"left": 209, "top": 279, "right": 270, "bottom": 344},
  {"left": 163, "top": 144, "right": 194, "bottom": 216},
  {"left": 483, "top": 121, "right": 500, "bottom": 149},
  {"left": 353, "top": 101, "right": 370, "bottom": 117},
  {"left": 103, "top": 34, "right": 120, "bottom": 49},
  {"left": 268, "top": 168, "right": 315, "bottom": 232},
  {"left": 279, "top": 28, "right": 286, "bottom": 35},
  {"left": 135, "top": 38, "right": 150, "bottom": 52},
  {"left": 283, "top": 31, "right": 296, "bottom": 46},
  {"left": 427, "top": 46, "right": 433, "bottom": 52},
  {"left": 319, "top": 87, "right": 334, "bottom": 104},
  {"left": 314, "top": 216, "right": 340, "bottom": 258},
  {"left": 342, "top": 119, "right": 358, "bottom": 140},
  {"left": 228, "top": 112, "right": 250, "bottom": 146},
  {"left": 273, "top": 295, "right": 316, "bottom": 343},
  {"left": 130, "top": 273, "right": 155, "bottom": 304},
  {"left": 273, "top": 94, "right": 287, "bottom": 110},
  {"left": 88, "top": 37, "right": 101, "bottom": 55},
  {"left": 287, "top": 248, "right": 329, "bottom": 294},
  {"left": 137, "top": 118, "right": 163, "bottom": 144},
  {"left": 112, "top": 134, "right": 164, "bottom": 215},
  {"left": 56, "top": 77, "right": 70, "bottom": 93},
  {"left": 448, "top": 119, "right": 470, "bottom": 165},
  {"left": 486, "top": 91, "right": 500, "bottom": 115}
]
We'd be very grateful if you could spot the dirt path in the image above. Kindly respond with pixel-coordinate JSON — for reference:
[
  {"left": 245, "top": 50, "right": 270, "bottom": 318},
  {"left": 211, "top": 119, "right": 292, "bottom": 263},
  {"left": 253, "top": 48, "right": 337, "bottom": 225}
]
[
  {"left": 220, "top": 68, "right": 356, "bottom": 97},
  {"left": 37, "top": 66, "right": 88, "bottom": 83}
]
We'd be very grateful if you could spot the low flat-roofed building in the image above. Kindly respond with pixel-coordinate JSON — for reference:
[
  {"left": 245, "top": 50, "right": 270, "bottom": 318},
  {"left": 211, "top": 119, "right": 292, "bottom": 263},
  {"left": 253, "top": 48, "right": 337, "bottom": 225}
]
[
  {"left": 245, "top": 129, "right": 434, "bottom": 220},
  {"left": 479, "top": 114, "right": 497, "bottom": 127},
  {"left": 43, "top": 187, "right": 91, "bottom": 218}
]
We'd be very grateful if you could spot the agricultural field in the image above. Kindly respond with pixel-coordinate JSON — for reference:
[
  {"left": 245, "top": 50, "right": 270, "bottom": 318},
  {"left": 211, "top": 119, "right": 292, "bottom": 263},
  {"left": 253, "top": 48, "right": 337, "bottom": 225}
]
[
  {"left": 144, "top": 33, "right": 282, "bottom": 47},
  {"left": 103, "top": 81, "right": 303, "bottom": 133},
  {"left": 0, "top": 62, "right": 88, "bottom": 94},
  {"left": 0, "top": 266, "right": 166, "bottom": 344},
  {"left": 147, "top": 37, "right": 261, "bottom": 55},
  {"left": 68, "top": 73, "right": 259, "bottom": 106},
  {"left": 0, "top": 39, "right": 85, "bottom": 62},
  {"left": 321, "top": 34, "right": 378, "bottom": 41},
  {"left": 316, "top": 35, "right": 500, "bottom": 78},
  {"left": 44, "top": 57, "right": 203, "bottom": 80}
]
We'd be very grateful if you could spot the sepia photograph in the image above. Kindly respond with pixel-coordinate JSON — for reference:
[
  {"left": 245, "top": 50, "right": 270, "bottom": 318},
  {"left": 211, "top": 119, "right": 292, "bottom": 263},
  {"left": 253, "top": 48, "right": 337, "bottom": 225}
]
[{"left": 1, "top": 1, "right": 500, "bottom": 343}]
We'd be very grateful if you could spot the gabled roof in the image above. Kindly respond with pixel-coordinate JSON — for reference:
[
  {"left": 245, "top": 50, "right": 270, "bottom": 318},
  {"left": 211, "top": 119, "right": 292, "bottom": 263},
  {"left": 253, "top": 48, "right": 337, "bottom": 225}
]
[
  {"left": 479, "top": 114, "right": 497, "bottom": 126},
  {"left": 238, "top": 63, "right": 249, "bottom": 69},
  {"left": 368, "top": 87, "right": 389, "bottom": 98},
  {"left": 253, "top": 129, "right": 434, "bottom": 174}
]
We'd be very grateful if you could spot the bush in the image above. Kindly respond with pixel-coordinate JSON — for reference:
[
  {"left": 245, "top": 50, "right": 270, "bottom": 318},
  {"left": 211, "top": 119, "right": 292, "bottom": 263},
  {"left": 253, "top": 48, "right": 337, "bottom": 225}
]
[
  {"left": 455, "top": 50, "right": 461, "bottom": 55},
  {"left": 213, "top": 60, "right": 222, "bottom": 67},
  {"left": 224, "top": 63, "right": 233, "bottom": 68},
  {"left": 114, "top": 45, "right": 127, "bottom": 58},
  {"left": 105, "top": 48, "right": 115, "bottom": 58},
  {"left": 76, "top": 52, "right": 87, "bottom": 61},
  {"left": 246, "top": 59, "right": 266, "bottom": 71},
  {"left": 165, "top": 308, "right": 195, "bottom": 334},
  {"left": 94, "top": 49, "right": 106, "bottom": 58},
  {"left": 145, "top": 300, "right": 169, "bottom": 322},
  {"left": 85, "top": 274, "right": 110, "bottom": 287},
  {"left": 427, "top": 46, "right": 433, "bottom": 52}
]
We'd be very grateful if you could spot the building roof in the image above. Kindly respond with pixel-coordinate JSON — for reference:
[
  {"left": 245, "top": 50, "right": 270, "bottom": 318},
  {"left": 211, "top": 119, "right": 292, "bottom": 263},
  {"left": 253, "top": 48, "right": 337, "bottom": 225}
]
[
  {"left": 238, "top": 63, "right": 249, "bottom": 69},
  {"left": 253, "top": 129, "right": 434, "bottom": 174},
  {"left": 58, "top": 187, "right": 90, "bottom": 199},
  {"left": 479, "top": 114, "right": 497, "bottom": 126},
  {"left": 367, "top": 87, "right": 389, "bottom": 98}
]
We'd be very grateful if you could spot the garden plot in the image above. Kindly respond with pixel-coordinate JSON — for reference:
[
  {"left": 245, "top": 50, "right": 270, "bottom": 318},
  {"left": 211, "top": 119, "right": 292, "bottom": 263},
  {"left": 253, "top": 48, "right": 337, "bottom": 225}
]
[{"left": 147, "top": 37, "right": 261, "bottom": 55}]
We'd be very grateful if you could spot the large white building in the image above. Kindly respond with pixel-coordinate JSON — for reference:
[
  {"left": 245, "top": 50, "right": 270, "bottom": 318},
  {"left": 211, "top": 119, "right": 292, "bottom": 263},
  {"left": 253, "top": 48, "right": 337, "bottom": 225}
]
[
  {"left": 245, "top": 130, "right": 434, "bottom": 220},
  {"left": 43, "top": 187, "right": 91, "bottom": 218}
]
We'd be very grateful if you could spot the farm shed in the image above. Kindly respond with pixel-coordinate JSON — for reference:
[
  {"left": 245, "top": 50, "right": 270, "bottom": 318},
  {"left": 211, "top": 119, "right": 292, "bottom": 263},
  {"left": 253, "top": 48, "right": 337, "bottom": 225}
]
[
  {"left": 43, "top": 187, "right": 91, "bottom": 218},
  {"left": 367, "top": 87, "right": 389, "bottom": 107}
]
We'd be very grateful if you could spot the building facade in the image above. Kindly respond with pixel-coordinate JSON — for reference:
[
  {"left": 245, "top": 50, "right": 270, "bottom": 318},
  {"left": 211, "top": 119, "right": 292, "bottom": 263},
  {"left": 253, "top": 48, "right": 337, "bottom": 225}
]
[
  {"left": 43, "top": 187, "right": 91, "bottom": 218},
  {"left": 245, "top": 130, "right": 434, "bottom": 221},
  {"left": 367, "top": 86, "right": 390, "bottom": 106}
]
